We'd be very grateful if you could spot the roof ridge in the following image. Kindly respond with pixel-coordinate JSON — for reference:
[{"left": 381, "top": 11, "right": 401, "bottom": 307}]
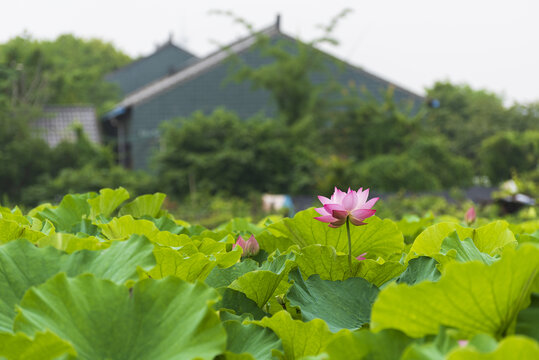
[
  {"left": 105, "top": 41, "right": 198, "bottom": 79},
  {"left": 117, "top": 23, "right": 280, "bottom": 107}
]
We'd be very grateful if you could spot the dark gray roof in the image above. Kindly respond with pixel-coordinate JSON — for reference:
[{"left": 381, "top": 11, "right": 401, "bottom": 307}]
[
  {"left": 34, "top": 106, "right": 99, "bottom": 147},
  {"left": 118, "top": 25, "right": 279, "bottom": 108},
  {"left": 115, "top": 24, "right": 423, "bottom": 109},
  {"left": 106, "top": 42, "right": 198, "bottom": 96}
]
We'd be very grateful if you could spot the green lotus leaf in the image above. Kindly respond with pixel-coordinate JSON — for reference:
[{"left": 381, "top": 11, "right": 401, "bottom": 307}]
[
  {"left": 322, "top": 329, "right": 413, "bottom": 360},
  {"left": 0, "top": 330, "right": 76, "bottom": 360},
  {"left": 222, "top": 320, "right": 283, "bottom": 360},
  {"left": 407, "top": 221, "right": 517, "bottom": 262},
  {"left": 87, "top": 187, "right": 130, "bottom": 218},
  {"left": 286, "top": 269, "right": 379, "bottom": 332},
  {"left": 229, "top": 271, "right": 289, "bottom": 308},
  {"left": 219, "top": 353, "right": 254, "bottom": 360},
  {"left": 206, "top": 259, "right": 260, "bottom": 288},
  {"left": 148, "top": 242, "right": 242, "bottom": 282},
  {"left": 446, "top": 336, "right": 539, "bottom": 359},
  {"left": 97, "top": 215, "right": 160, "bottom": 240},
  {"left": 216, "top": 218, "right": 265, "bottom": 236},
  {"left": 400, "top": 326, "right": 467, "bottom": 360},
  {"left": 215, "top": 288, "right": 268, "bottom": 320},
  {"left": 510, "top": 220, "right": 539, "bottom": 236},
  {"left": 0, "top": 210, "right": 30, "bottom": 226},
  {"left": 397, "top": 214, "right": 434, "bottom": 244},
  {"left": 14, "top": 273, "right": 226, "bottom": 360},
  {"left": 0, "top": 235, "right": 155, "bottom": 332},
  {"left": 396, "top": 256, "right": 441, "bottom": 285},
  {"left": 0, "top": 219, "right": 46, "bottom": 244},
  {"left": 515, "top": 293, "right": 539, "bottom": 341},
  {"left": 295, "top": 244, "right": 405, "bottom": 286},
  {"left": 371, "top": 244, "right": 539, "bottom": 338},
  {"left": 38, "top": 193, "right": 94, "bottom": 233},
  {"left": 118, "top": 192, "right": 166, "bottom": 218},
  {"left": 438, "top": 232, "right": 498, "bottom": 265},
  {"left": 517, "top": 231, "right": 539, "bottom": 245},
  {"left": 148, "top": 246, "right": 215, "bottom": 282},
  {"left": 251, "top": 310, "right": 337, "bottom": 360},
  {"left": 143, "top": 215, "right": 186, "bottom": 234},
  {"left": 258, "top": 209, "right": 403, "bottom": 260},
  {"left": 229, "top": 255, "right": 296, "bottom": 308},
  {"left": 152, "top": 232, "right": 192, "bottom": 246},
  {"left": 37, "top": 233, "right": 108, "bottom": 253}
]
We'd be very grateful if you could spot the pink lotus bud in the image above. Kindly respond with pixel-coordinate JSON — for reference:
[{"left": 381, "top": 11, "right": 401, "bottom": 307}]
[
  {"left": 244, "top": 235, "right": 260, "bottom": 256},
  {"left": 465, "top": 207, "right": 476, "bottom": 225},
  {"left": 356, "top": 253, "right": 367, "bottom": 261},
  {"left": 314, "top": 187, "right": 378, "bottom": 228},
  {"left": 233, "top": 235, "right": 259, "bottom": 257},
  {"left": 233, "top": 236, "right": 247, "bottom": 251},
  {"left": 458, "top": 340, "right": 469, "bottom": 347}
]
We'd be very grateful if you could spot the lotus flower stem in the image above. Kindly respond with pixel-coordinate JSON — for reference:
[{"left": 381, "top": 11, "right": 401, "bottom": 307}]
[{"left": 346, "top": 217, "right": 352, "bottom": 269}]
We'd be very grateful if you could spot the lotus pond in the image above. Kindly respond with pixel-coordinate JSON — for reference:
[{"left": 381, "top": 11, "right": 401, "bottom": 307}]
[{"left": 0, "top": 188, "right": 538, "bottom": 359}]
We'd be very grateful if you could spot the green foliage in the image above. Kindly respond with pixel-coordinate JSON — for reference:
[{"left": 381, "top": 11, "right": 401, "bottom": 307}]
[
  {"left": 407, "top": 136, "right": 474, "bottom": 188},
  {"left": 21, "top": 165, "right": 158, "bottom": 206},
  {"left": 0, "top": 188, "right": 538, "bottom": 358},
  {"left": 371, "top": 244, "right": 539, "bottom": 338},
  {"left": 156, "top": 108, "right": 318, "bottom": 198},
  {"left": 355, "top": 153, "right": 442, "bottom": 192},
  {"left": 329, "top": 89, "right": 419, "bottom": 160},
  {"left": 0, "top": 236, "right": 155, "bottom": 331},
  {"left": 0, "top": 108, "right": 52, "bottom": 200},
  {"left": 424, "top": 82, "right": 508, "bottom": 159},
  {"left": 480, "top": 131, "right": 539, "bottom": 184},
  {"left": 0, "top": 331, "right": 76, "bottom": 360},
  {"left": 220, "top": 9, "right": 351, "bottom": 126},
  {"left": 257, "top": 208, "right": 404, "bottom": 259},
  {"left": 287, "top": 269, "right": 379, "bottom": 332},
  {"left": 15, "top": 274, "right": 226, "bottom": 360},
  {"left": 0, "top": 33, "right": 130, "bottom": 113}
]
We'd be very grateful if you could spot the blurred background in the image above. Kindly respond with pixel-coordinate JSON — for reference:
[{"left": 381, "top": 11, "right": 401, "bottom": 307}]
[{"left": 1, "top": 0, "right": 538, "bottom": 226}]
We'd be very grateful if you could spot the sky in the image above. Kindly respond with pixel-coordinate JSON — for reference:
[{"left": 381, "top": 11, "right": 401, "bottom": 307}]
[{"left": 1, "top": 0, "right": 538, "bottom": 104}]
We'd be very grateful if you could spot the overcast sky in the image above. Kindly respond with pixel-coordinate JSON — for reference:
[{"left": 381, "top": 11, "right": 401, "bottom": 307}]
[{"left": 2, "top": 0, "right": 538, "bottom": 104}]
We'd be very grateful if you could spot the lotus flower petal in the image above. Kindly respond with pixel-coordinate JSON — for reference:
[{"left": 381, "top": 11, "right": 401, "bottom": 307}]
[
  {"left": 342, "top": 192, "right": 358, "bottom": 211},
  {"left": 314, "top": 187, "right": 378, "bottom": 228},
  {"left": 324, "top": 203, "right": 345, "bottom": 214},
  {"left": 315, "top": 207, "right": 329, "bottom": 216},
  {"left": 465, "top": 207, "right": 476, "bottom": 225},
  {"left": 318, "top": 196, "right": 332, "bottom": 205},
  {"left": 314, "top": 215, "right": 337, "bottom": 223},
  {"left": 332, "top": 210, "right": 349, "bottom": 220},
  {"left": 356, "top": 252, "right": 367, "bottom": 261},
  {"left": 363, "top": 197, "right": 379, "bottom": 209},
  {"left": 332, "top": 187, "right": 346, "bottom": 203},
  {"left": 351, "top": 209, "right": 376, "bottom": 220},
  {"left": 349, "top": 217, "right": 368, "bottom": 226},
  {"left": 357, "top": 188, "right": 370, "bottom": 205},
  {"left": 329, "top": 218, "right": 346, "bottom": 228}
]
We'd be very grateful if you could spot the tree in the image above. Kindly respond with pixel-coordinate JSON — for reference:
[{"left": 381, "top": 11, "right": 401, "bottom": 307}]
[
  {"left": 0, "top": 33, "right": 131, "bottom": 113},
  {"left": 424, "top": 81, "right": 508, "bottom": 160},
  {"left": 0, "top": 33, "right": 133, "bottom": 204},
  {"left": 218, "top": 9, "right": 351, "bottom": 127},
  {"left": 479, "top": 131, "right": 539, "bottom": 184},
  {"left": 155, "top": 109, "right": 317, "bottom": 198},
  {"left": 328, "top": 88, "right": 420, "bottom": 161}
]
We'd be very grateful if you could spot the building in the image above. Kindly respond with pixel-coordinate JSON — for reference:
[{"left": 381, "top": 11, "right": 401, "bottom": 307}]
[
  {"left": 103, "top": 19, "right": 423, "bottom": 170},
  {"left": 35, "top": 106, "right": 100, "bottom": 147}
]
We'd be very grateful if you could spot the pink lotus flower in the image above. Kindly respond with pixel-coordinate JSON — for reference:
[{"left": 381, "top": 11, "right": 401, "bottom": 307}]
[
  {"left": 465, "top": 207, "right": 476, "bottom": 225},
  {"left": 315, "top": 187, "right": 378, "bottom": 228},
  {"left": 356, "top": 252, "right": 367, "bottom": 261},
  {"left": 233, "top": 235, "right": 260, "bottom": 257},
  {"left": 458, "top": 340, "right": 469, "bottom": 347}
]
